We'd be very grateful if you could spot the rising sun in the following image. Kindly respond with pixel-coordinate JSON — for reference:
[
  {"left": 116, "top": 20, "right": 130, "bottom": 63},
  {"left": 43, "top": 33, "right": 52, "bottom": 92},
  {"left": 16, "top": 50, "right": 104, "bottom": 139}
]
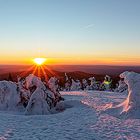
[{"left": 33, "top": 58, "right": 47, "bottom": 66}]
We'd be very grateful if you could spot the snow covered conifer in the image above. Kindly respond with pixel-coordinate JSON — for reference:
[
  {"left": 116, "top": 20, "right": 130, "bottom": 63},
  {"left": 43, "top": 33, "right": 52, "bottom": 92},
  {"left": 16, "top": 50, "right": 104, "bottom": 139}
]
[
  {"left": 105, "top": 71, "right": 140, "bottom": 118},
  {"left": 89, "top": 77, "right": 98, "bottom": 90},
  {"left": 102, "top": 75, "right": 112, "bottom": 91},
  {"left": 82, "top": 79, "right": 89, "bottom": 90}
]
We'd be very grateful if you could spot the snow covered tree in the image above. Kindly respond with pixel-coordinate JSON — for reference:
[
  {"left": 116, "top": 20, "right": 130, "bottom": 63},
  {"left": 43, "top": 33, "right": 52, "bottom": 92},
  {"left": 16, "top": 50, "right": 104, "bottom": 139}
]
[
  {"left": 82, "top": 79, "right": 89, "bottom": 90},
  {"left": 76, "top": 80, "right": 82, "bottom": 90},
  {"left": 116, "top": 79, "right": 128, "bottom": 93},
  {"left": 70, "top": 79, "right": 77, "bottom": 91},
  {"left": 0, "top": 81, "right": 21, "bottom": 111},
  {"left": 101, "top": 75, "right": 112, "bottom": 91},
  {"left": 105, "top": 71, "right": 140, "bottom": 118},
  {"left": 65, "top": 82, "right": 71, "bottom": 91},
  {"left": 0, "top": 74, "right": 64, "bottom": 115},
  {"left": 17, "top": 76, "right": 31, "bottom": 108},
  {"left": 64, "top": 73, "right": 71, "bottom": 91},
  {"left": 88, "top": 77, "right": 98, "bottom": 90},
  {"left": 48, "top": 77, "right": 64, "bottom": 105},
  {"left": 70, "top": 79, "right": 82, "bottom": 91},
  {"left": 65, "top": 73, "right": 69, "bottom": 81}
]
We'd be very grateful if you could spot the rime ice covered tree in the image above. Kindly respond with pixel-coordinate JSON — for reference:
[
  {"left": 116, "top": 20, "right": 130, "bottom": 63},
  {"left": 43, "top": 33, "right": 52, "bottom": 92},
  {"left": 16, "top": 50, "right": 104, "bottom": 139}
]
[
  {"left": 0, "top": 74, "right": 64, "bottom": 115},
  {"left": 82, "top": 79, "right": 89, "bottom": 90},
  {"left": 76, "top": 80, "right": 82, "bottom": 90},
  {"left": 89, "top": 77, "right": 98, "bottom": 90},
  {"left": 0, "top": 81, "right": 21, "bottom": 111},
  {"left": 64, "top": 73, "right": 71, "bottom": 91},
  {"left": 48, "top": 77, "right": 63, "bottom": 103},
  {"left": 106, "top": 71, "right": 140, "bottom": 118},
  {"left": 101, "top": 75, "right": 112, "bottom": 91},
  {"left": 70, "top": 79, "right": 77, "bottom": 91},
  {"left": 70, "top": 79, "right": 82, "bottom": 91},
  {"left": 116, "top": 79, "right": 128, "bottom": 93}
]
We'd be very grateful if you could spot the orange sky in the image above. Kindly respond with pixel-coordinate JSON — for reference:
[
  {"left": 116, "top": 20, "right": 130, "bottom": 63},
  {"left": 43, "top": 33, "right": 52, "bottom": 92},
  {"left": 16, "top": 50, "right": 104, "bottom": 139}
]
[{"left": 0, "top": 55, "right": 140, "bottom": 66}]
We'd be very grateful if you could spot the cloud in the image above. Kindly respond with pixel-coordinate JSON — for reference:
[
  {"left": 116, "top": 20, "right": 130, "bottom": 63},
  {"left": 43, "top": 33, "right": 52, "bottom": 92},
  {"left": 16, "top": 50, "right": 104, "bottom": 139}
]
[{"left": 84, "top": 24, "right": 95, "bottom": 29}]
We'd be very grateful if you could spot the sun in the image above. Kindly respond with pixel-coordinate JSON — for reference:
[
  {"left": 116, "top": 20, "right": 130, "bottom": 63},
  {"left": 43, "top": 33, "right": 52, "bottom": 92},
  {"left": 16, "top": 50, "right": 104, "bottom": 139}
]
[{"left": 33, "top": 58, "right": 47, "bottom": 66}]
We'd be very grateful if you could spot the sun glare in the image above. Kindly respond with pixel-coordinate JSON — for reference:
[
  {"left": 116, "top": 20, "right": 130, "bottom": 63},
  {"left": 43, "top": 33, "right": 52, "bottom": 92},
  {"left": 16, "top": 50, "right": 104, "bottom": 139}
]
[{"left": 33, "top": 58, "right": 46, "bottom": 66}]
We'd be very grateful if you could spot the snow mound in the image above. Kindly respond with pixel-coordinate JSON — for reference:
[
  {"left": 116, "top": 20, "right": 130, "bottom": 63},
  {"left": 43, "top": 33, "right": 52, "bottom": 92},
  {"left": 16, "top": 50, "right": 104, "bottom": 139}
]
[{"left": 105, "top": 71, "right": 140, "bottom": 118}]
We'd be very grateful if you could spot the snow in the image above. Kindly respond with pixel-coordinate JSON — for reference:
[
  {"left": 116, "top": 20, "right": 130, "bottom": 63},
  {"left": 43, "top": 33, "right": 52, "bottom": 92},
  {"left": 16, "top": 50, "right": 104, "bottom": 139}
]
[
  {"left": 0, "top": 91, "right": 97, "bottom": 140},
  {"left": 1, "top": 71, "right": 140, "bottom": 139},
  {"left": 0, "top": 90, "right": 140, "bottom": 139},
  {"left": 82, "top": 91, "right": 140, "bottom": 140}
]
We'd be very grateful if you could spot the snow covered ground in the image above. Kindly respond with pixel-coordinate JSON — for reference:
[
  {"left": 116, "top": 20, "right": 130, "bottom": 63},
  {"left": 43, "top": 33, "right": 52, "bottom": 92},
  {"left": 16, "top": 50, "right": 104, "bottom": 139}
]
[{"left": 0, "top": 90, "right": 140, "bottom": 140}]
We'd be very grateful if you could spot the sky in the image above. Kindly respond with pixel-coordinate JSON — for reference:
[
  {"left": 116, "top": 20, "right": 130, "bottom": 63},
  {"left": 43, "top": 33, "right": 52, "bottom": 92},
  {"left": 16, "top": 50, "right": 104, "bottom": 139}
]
[{"left": 0, "top": 0, "right": 140, "bottom": 65}]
